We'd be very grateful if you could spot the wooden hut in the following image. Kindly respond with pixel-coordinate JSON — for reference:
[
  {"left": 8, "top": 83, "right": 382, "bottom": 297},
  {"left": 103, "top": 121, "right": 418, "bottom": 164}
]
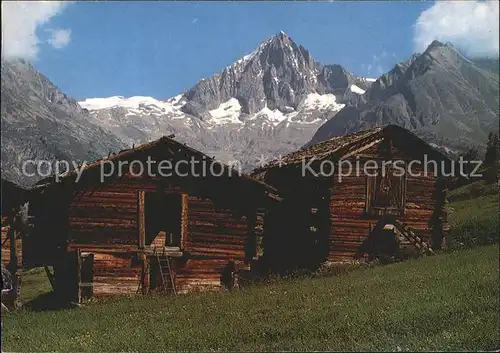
[
  {"left": 252, "top": 125, "right": 451, "bottom": 272},
  {"left": 1, "top": 179, "right": 28, "bottom": 272},
  {"left": 27, "top": 136, "right": 279, "bottom": 301},
  {"left": 1, "top": 179, "right": 28, "bottom": 308}
]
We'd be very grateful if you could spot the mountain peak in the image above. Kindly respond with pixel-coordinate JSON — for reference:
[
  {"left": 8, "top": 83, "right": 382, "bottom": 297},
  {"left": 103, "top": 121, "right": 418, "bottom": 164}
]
[
  {"left": 422, "top": 40, "right": 474, "bottom": 66},
  {"left": 424, "top": 40, "right": 460, "bottom": 56},
  {"left": 276, "top": 30, "right": 290, "bottom": 39},
  {"left": 265, "top": 31, "right": 293, "bottom": 47},
  {"left": 181, "top": 31, "right": 366, "bottom": 119},
  {"left": 427, "top": 39, "right": 446, "bottom": 50}
]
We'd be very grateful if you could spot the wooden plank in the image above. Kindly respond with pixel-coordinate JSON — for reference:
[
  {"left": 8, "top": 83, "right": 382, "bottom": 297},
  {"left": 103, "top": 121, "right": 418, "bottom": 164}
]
[
  {"left": 76, "top": 248, "right": 82, "bottom": 304},
  {"left": 138, "top": 191, "right": 145, "bottom": 249},
  {"left": 141, "top": 256, "right": 148, "bottom": 294},
  {"left": 181, "top": 193, "right": 188, "bottom": 250}
]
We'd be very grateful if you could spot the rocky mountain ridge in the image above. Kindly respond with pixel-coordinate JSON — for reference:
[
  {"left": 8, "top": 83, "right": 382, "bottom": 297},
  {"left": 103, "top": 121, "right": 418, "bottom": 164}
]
[
  {"left": 79, "top": 32, "right": 374, "bottom": 172},
  {"left": 2, "top": 35, "right": 498, "bottom": 187},
  {"left": 308, "top": 40, "right": 499, "bottom": 155},
  {"left": 1, "top": 59, "right": 125, "bottom": 187}
]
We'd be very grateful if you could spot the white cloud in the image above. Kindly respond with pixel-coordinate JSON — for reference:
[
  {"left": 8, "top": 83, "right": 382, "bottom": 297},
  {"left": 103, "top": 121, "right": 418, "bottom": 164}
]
[
  {"left": 414, "top": 1, "right": 499, "bottom": 58},
  {"left": 47, "top": 28, "right": 71, "bottom": 49},
  {"left": 365, "top": 51, "right": 392, "bottom": 76},
  {"left": 1, "top": 1, "right": 72, "bottom": 60}
]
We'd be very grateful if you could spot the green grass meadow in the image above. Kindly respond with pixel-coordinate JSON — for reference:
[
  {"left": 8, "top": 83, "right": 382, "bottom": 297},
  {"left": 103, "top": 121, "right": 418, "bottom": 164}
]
[
  {"left": 447, "top": 180, "right": 499, "bottom": 247},
  {"left": 2, "top": 245, "right": 499, "bottom": 352},
  {"left": 1, "top": 180, "right": 499, "bottom": 352}
]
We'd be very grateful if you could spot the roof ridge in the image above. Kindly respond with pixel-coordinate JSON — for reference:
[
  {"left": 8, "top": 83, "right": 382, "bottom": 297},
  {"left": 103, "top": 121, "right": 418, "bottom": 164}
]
[
  {"left": 255, "top": 125, "right": 385, "bottom": 171},
  {"left": 33, "top": 135, "right": 277, "bottom": 194}
]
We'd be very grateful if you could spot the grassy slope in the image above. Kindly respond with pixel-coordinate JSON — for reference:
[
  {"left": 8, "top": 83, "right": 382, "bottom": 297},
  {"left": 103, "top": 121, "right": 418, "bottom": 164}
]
[
  {"left": 2, "top": 179, "right": 498, "bottom": 351},
  {"left": 3, "top": 245, "right": 499, "bottom": 352},
  {"left": 447, "top": 180, "right": 499, "bottom": 247},
  {"left": 19, "top": 267, "right": 53, "bottom": 303}
]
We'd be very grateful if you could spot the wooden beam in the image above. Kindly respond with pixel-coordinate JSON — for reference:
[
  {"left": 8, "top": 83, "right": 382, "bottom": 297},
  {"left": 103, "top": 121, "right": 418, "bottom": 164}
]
[
  {"left": 180, "top": 193, "right": 188, "bottom": 250},
  {"left": 13, "top": 272, "right": 22, "bottom": 309},
  {"left": 138, "top": 191, "right": 146, "bottom": 249},
  {"left": 68, "top": 243, "right": 140, "bottom": 252},
  {"left": 139, "top": 252, "right": 148, "bottom": 295},
  {"left": 44, "top": 265, "right": 57, "bottom": 291},
  {"left": 8, "top": 221, "right": 18, "bottom": 273},
  {"left": 340, "top": 138, "right": 384, "bottom": 160},
  {"left": 76, "top": 248, "right": 82, "bottom": 304}
]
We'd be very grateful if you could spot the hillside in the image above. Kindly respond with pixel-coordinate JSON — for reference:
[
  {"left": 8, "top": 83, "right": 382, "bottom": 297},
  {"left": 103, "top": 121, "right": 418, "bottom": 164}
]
[
  {"left": 3, "top": 176, "right": 498, "bottom": 351},
  {"left": 3, "top": 245, "right": 499, "bottom": 352},
  {"left": 0, "top": 60, "right": 125, "bottom": 187},
  {"left": 447, "top": 180, "right": 499, "bottom": 247}
]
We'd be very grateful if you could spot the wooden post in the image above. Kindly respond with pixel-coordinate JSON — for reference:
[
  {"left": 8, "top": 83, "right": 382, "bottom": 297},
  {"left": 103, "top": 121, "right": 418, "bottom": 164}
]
[
  {"left": 14, "top": 272, "right": 22, "bottom": 309},
  {"left": 365, "top": 175, "right": 374, "bottom": 214},
  {"left": 8, "top": 216, "right": 21, "bottom": 308},
  {"left": 44, "top": 266, "right": 57, "bottom": 291},
  {"left": 8, "top": 218, "right": 17, "bottom": 275},
  {"left": 245, "top": 212, "right": 257, "bottom": 265},
  {"left": 76, "top": 248, "right": 82, "bottom": 304},
  {"left": 139, "top": 253, "right": 148, "bottom": 295},
  {"left": 180, "top": 193, "right": 188, "bottom": 250},
  {"left": 138, "top": 191, "right": 147, "bottom": 294},
  {"left": 138, "top": 191, "right": 146, "bottom": 249}
]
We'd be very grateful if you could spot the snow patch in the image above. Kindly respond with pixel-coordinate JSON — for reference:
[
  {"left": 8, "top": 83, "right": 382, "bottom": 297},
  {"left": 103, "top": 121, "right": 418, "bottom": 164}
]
[
  {"left": 255, "top": 106, "right": 290, "bottom": 124},
  {"left": 208, "top": 98, "right": 243, "bottom": 125},
  {"left": 302, "top": 93, "right": 345, "bottom": 111},
  {"left": 79, "top": 95, "right": 186, "bottom": 113},
  {"left": 350, "top": 84, "right": 366, "bottom": 95},
  {"left": 429, "top": 143, "right": 457, "bottom": 154}
]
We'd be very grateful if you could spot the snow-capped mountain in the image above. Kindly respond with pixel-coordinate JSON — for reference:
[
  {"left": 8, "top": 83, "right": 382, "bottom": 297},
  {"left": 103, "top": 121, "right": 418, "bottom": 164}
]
[
  {"left": 80, "top": 31, "right": 374, "bottom": 170},
  {"left": 3, "top": 32, "right": 497, "bottom": 188}
]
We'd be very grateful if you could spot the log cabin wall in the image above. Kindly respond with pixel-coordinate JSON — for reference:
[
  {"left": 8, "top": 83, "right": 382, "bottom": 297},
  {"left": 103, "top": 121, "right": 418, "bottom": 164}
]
[
  {"left": 329, "top": 171, "right": 441, "bottom": 260},
  {"left": 328, "top": 141, "right": 445, "bottom": 261},
  {"left": 34, "top": 171, "right": 263, "bottom": 297},
  {"left": 65, "top": 175, "right": 161, "bottom": 248},
  {"left": 53, "top": 176, "right": 145, "bottom": 297},
  {"left": 1, "top": 179, "right": 27, "bottom": 270},
  {"left": 262, "top": 137, "right": 448, "bottom": 267},
  {"left": 29, "top": 137, "right": 278, "bottom": 297},
  {"left": 90, "top": 252, "right": 141, "bottom": 296},
  {"left": 173, "top": 195, "right": 253, "bottom": 293},
  {"left": 1, "top": 216, "right": 22, "bottom": 270}
]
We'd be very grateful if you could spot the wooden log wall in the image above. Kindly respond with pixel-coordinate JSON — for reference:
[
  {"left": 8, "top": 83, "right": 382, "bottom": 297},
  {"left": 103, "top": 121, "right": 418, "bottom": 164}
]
[
  {"left": 63, "top": 176, "right": 179, "bottom": 296},
  {"left": 328, "top": 141, "right": 445, "bottom": 261},
  {"left": 43, "top": 170, "right": 259, "bottom": 296},
  {"left": 1, "top": 216, "right": 22, "bottom": 269},
  {"left": 174, "top": 195, "right": 252, "bottom": 293},
  {"left": 90, "top": 252, "right": 142, "bottom": 296},
  {"left": 262, "top": 138, "right": 448, "bottom": 268},
  {"left": 68, "top": 185, "right": 139, "bottom": 246}
]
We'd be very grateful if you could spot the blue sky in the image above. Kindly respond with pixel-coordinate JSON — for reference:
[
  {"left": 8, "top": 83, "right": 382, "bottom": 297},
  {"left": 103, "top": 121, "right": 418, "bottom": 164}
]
[{"left": 3, "top": 1, "right": 498, "bottom": 100}]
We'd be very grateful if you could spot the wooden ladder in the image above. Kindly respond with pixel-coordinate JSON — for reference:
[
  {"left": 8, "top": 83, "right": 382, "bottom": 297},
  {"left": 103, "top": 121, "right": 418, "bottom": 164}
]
[
  {"left": 394, "top": 220, "right": 434, "bottom": 255},
  {"left": 154, "top": 247, "right": 177, "bottom": 295}
]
